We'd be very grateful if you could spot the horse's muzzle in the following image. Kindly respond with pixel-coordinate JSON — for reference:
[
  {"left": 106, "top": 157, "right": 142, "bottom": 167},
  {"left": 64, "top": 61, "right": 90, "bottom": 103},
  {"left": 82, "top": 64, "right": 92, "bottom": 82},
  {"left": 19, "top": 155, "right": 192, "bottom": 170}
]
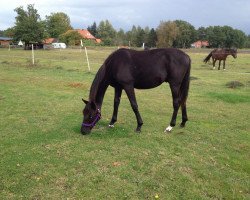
[{"left": 81, "top": 126, "right": 91, "bottom": 135}]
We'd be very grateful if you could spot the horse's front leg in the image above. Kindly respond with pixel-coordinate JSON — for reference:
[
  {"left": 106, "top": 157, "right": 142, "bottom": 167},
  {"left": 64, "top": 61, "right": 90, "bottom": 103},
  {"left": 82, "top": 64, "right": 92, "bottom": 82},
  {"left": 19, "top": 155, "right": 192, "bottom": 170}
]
[
  {"left": 124, "top": 85, "right": 143, "bottom": 132},
  {"left": 213, "top": 59, "right": 216, "bottom": 69},
  {"left": 109, "top": 87, "right": 122, "bottom": 127}
]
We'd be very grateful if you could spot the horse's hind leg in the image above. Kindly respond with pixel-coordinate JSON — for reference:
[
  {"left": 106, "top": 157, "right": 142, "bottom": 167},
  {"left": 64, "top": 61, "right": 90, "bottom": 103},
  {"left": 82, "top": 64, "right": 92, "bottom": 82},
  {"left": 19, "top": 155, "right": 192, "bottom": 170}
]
[
  {"left": 218, "top": 60, "right": 221, "bottom": 70},
  {"left": 223, "top": 60, "right": 226, "bottom": 70},
  {"left": 165, "top": 84, "right": 181, "bottom": 132},
  {"left": 109, "top": 87, "right": 122, "bottom": 127},
  {"left": 123, "top": 85, "right": 143, "bottom": 132},
  {"left": 180, "top": 101, "right": 188, "bottom": 127}
]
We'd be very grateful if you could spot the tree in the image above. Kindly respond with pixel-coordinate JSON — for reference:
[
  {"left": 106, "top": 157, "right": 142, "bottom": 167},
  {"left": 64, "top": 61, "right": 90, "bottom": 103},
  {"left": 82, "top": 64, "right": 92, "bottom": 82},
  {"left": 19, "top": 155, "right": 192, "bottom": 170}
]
[
  {"left": 135, "top": 26, "right": 145, "bottom": 47},
  {"left": 156, "top": 21, "right": 179, "bottom": 48},
  {"left": 97, "top": 20, "right": 116, "bottom": 46},
  {"left": 245, "top": 35, "right": 250, "bottom": 48},
  {"left": 13, "top": 4, "right": 46, "bottom": 49},
  {"left": 125, "top": 26, "right": 152, "bottom": 47},
  {"left": 197, "top": 27, "right": 207, "bottom": 41},
  {"left": 2, "top": 27, "right": 15, "bottom": 38},
  {"left": 223, "top": 26, "right": 246, "bottom": 48},
  {"left": 45, "top": 12, "right": 72, "bottom": 38},
  {"left": 173, "top": 20, "right": 196, "bottom": 48},
  {"left": 147, "top": 28, "right": 157, "bottom": 47},
  {"left": 205, "top": 25, "right": 247, "bottom": 48},
  {"left": 127, "top": 25, "right": 137, "bottom": 47},
  {"left": 205, "top": 26, "right": 224, "bottom": 47},
  {"left": 114, "top": 28, "right": 127, "bottom": 46},
  {"left": 87, "top": 22, "right": 97, "bottom": 37},
  {"left": 59, "top": 30, "right": 82, "bottom": 46}
]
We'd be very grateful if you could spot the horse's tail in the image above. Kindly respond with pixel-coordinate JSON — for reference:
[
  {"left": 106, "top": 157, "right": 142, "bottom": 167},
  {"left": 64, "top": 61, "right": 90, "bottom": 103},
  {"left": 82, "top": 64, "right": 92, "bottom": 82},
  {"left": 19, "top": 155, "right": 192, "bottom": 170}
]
[
  {"left": 203, "top": 52, "right": 212, "bottom": 63},
  {"left": 179, "top": 57, "right": 191, "bottom": 105}
]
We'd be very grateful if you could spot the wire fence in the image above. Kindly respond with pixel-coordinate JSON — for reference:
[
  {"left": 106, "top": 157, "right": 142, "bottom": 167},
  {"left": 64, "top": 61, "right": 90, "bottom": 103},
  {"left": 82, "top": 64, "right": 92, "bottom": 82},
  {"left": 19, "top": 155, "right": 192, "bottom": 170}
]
[
  {"left": 0, "top": 47, "right": 112, "bottom": 72},
  {"left": 1, "top": 47, "right": 250, "bottom": 74},
  {"left": 0, "top": 54, "right": 103, "bottom": 66}
]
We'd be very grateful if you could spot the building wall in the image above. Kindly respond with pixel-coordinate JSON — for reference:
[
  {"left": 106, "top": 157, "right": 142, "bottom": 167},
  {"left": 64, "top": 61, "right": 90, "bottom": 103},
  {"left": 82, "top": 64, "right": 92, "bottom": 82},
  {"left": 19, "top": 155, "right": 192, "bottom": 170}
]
[{"left": 0, "top": 40, "right": 11, "bottom": 46}]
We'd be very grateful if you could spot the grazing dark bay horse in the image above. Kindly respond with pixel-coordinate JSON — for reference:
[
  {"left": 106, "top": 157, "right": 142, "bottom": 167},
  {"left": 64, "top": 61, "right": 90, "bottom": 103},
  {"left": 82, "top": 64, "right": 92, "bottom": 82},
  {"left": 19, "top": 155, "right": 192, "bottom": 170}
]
[
  {"left": 81, "top": 48, "right": 191, "bottom": 134},
  {"left": 203, "top": 48, "right": 237, "bottom": 70}
]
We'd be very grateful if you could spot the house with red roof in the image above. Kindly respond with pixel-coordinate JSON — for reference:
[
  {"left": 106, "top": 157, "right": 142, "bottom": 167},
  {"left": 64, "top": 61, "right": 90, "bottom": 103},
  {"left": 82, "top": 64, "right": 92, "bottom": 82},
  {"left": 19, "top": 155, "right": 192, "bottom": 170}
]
[
  {"left": 43, "top": 38, "right": 58, "bottom": 44},
  {"left": 76, "top": 29, "right": 96, "bottom": 40},
  {"left": 0, "top": 37, "right": 13, "bottom": 46},
  {"left": 44, "top": 29, "right": 101, "bottom": 46},
  {"left": 191, "top": 40, "right": 209, "bottom": 48},
  {"left": 66, "top": 29, "right": 101, "bottom": 43}
]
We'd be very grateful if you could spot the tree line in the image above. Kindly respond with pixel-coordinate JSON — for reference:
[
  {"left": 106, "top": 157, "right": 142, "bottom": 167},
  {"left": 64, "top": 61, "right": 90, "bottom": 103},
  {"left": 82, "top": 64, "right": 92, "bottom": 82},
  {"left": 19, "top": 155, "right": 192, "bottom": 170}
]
[{"left": 1, "top": 4, "right": 250, "bottom": 48}]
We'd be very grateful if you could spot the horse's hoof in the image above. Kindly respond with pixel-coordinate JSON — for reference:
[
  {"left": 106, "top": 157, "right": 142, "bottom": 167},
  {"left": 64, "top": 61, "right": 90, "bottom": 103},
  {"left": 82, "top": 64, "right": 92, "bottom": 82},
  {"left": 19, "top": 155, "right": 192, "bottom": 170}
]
[
  {"left": 180, "top": 123, "right": 185, "bottom": 128},
  {"left": 135, "top": 127, "right": 141, "bottom": 133},
  {"left": 108, "top": 124, "right": 114, "bottom": 128},
  {"left": 164, "top": 125, "right": 173, "bottom": 132}
]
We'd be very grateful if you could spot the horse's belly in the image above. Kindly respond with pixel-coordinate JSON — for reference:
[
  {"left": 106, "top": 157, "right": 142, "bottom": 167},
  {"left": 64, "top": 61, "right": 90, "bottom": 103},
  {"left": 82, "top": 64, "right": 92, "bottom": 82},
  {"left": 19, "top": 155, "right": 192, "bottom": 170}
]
[{"left": 134, "top": 77, "right": 165, "bottom": 89}]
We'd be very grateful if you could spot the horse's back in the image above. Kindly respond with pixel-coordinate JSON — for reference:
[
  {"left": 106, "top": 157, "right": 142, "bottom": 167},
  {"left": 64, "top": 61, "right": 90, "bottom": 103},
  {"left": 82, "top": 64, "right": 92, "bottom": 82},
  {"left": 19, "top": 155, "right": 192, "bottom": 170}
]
[
  {"left": 212, "top": 48, "right": 228, "bottom": 60},
  {"left": 108, "top": 48, "right": 190, "bottom": 89}
]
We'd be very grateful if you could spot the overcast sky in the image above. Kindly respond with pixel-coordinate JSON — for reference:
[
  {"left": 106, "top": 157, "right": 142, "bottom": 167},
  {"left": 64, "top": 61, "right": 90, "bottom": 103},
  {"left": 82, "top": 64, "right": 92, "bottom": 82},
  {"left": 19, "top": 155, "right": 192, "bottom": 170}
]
[{"left": 1, "top": 0, "right": 250, "bottom": 34}]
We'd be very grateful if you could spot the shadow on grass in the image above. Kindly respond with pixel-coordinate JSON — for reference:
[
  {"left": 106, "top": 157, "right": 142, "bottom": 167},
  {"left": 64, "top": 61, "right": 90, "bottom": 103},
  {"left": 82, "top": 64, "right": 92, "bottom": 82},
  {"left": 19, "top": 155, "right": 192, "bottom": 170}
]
[
  {"left": 190, "top": 76, "right": 199, "bottom": 80},
  {"left": 72, "top": 121, "right": 131, "bottom": 139}
]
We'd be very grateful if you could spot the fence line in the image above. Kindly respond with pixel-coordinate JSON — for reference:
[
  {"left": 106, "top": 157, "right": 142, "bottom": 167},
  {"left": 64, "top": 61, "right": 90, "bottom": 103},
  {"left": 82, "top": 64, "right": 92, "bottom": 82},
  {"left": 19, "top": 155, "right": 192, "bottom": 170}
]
[
  {"left": 1, "top": 48, "right": 250, "bottom": 75},
  {"left": 0, "top": 53, "right": 104, "bottom": 67},
  {"left": 0, "top": 47, "right": 113, "bottom": 71}
]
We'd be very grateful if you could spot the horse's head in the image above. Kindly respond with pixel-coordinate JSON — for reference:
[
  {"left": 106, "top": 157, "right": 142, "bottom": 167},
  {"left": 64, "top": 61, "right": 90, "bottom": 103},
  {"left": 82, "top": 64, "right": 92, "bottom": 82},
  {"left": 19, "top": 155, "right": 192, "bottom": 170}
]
[
  {"left": 231, "top": 48, "right": 237, "bottom": 58},
  {"left": 81, "top": 99, "right": 101, "bottom": 134}
]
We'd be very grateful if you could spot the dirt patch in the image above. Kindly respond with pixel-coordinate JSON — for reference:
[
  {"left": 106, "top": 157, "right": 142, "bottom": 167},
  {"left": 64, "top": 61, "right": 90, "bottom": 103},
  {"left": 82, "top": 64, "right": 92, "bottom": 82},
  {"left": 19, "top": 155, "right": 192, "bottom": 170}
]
[
  {"left": 67, "top": 82, "right": 89, "bottom": 89},
  {"left": 68, "top": 82, "right": 83, "bottom": 88}
]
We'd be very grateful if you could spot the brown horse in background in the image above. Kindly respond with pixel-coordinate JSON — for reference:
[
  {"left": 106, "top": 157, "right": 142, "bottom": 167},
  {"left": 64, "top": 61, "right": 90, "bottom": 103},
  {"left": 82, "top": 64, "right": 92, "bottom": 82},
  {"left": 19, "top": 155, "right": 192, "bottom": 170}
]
[{"left": 204, "top": 48, "right": 237, "bottom": 70}]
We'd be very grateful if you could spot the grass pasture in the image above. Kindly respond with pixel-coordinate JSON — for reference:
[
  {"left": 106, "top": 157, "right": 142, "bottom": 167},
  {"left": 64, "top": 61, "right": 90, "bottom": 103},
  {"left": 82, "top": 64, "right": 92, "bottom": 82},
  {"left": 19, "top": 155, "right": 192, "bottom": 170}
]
[{"left": 0, "top": 47, "right": 249, "bottom": 199}]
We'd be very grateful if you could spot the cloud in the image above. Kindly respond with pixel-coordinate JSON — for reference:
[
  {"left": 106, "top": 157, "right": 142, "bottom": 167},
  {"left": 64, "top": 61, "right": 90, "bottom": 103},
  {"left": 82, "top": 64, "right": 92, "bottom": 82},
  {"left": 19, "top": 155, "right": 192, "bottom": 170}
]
[{"left": 1, "top": 0, "right": 250, "bottom": 34}]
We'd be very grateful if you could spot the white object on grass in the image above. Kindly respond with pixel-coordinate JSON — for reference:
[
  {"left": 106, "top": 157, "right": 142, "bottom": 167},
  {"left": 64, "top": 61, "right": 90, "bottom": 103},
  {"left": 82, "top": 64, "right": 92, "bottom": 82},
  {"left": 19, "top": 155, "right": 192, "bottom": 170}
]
[{"left": 164, "top": 125, "right": 173, "bottom": 132}]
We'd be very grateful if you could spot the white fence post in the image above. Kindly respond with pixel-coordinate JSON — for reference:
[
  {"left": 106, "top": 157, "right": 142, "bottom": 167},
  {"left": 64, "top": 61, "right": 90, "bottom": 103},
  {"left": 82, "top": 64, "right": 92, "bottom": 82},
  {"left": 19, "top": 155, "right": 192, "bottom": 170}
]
[
  {"left": 31, "top": 44, "right": 35, "bottom": 65},
  {"left": 80, "top": 40, "right": 83, "bottom": 52},
  {"left": 84, "top": 47, "right": 90, "bottom": 71}
]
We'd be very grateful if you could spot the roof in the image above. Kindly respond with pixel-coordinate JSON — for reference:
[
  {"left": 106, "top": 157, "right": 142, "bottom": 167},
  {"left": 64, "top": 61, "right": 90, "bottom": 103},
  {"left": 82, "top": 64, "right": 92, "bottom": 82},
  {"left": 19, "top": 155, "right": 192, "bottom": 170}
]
[
  {"left": 76, "top": 29, "right": 96, "bottom": 39},
  {"left": 192, "top": 40, "right": 209, "bottom": 46},
  {"left": 0, "top": 37, "right": 13, "bottom": 41},
  {"left": 43, "top": 38, "right": 58, "bottom": 44},
  {"left": 95, "top": 38, "right": 102, "bottom": 43},
  {"left": 63, "top": 29, "right": 101, "bottom": 43}
]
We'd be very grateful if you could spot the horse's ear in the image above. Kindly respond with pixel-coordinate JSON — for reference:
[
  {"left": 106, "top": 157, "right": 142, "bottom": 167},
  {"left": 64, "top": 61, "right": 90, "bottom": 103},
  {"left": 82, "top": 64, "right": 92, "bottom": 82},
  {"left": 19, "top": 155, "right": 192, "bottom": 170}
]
[
  {"left": 90, "top": 101, "right": 96, "bottom": 110},
  {"left": 82, "top": 99, "right": 89, "bottom": 104}
]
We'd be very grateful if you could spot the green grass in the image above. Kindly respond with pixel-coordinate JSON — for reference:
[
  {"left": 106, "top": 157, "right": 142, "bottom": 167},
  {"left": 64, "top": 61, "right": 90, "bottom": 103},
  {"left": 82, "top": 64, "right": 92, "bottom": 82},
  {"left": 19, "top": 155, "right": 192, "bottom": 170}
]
[{"left": 0, "top": 48, "right": 249, "bottom": 199}]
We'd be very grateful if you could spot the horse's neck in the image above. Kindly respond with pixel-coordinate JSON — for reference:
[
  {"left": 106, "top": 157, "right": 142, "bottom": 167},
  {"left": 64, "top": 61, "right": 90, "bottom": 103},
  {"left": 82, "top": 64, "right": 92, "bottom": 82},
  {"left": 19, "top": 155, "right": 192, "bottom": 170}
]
[{"left": 89, "top": 67, "right": 109, "bottom": 109}]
